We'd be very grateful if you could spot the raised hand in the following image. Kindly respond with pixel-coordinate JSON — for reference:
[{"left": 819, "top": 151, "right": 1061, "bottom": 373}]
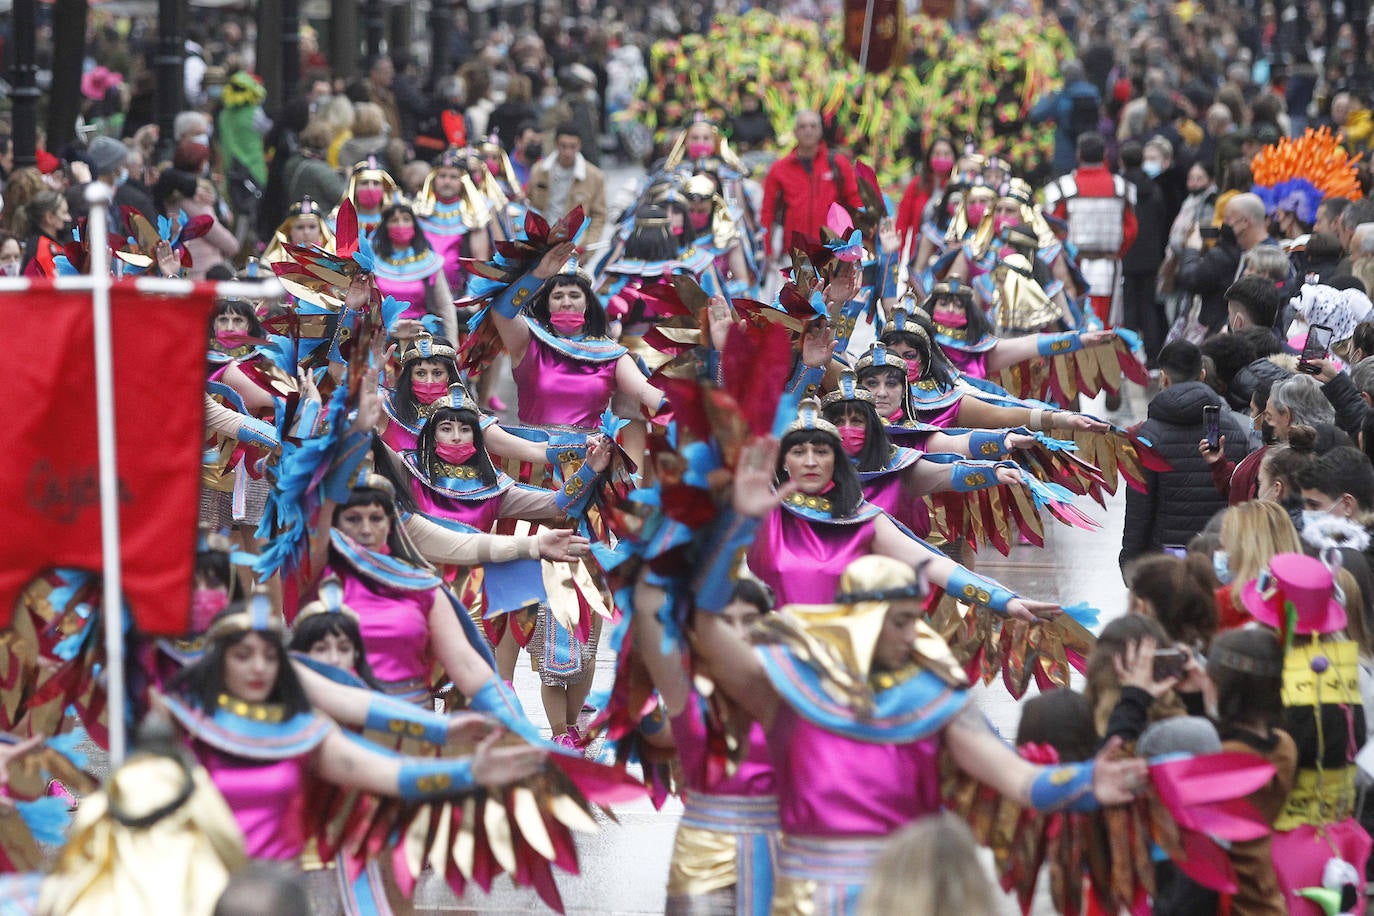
[
  {"left": 732, "top": 437, "right": 795, "bottom": 518},
  {"left": 533, "top": 241, "right": 578, "bottom": 280}
]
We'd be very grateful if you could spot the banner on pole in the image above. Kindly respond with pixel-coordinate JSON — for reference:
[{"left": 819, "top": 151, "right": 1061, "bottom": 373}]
[
  {"left": 0, "top": 282, "right": 214, "bottom": 635},
  {"left": 843, "top": 0, "right": 905, "bottom": 73}
]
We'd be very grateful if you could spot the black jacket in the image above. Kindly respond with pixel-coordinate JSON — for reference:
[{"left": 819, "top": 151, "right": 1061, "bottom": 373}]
[
  {"left": 1176, "top": 239, "right": 1242, "bottom": 332},
  {"left": 1121, "top": 381, "right": 1250, "bottom": 569},
  {"left": 1122, "top": 167, "right": 1166, "bottom": 273}
]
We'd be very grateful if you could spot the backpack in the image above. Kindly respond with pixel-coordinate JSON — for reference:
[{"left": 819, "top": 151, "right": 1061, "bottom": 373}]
[{"left": 1065, "top": 89, "right": 1100, "bottom": 142}]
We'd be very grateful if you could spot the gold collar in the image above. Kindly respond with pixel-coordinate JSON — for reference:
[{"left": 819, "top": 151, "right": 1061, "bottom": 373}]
[{"left": 216, "top": 693, "right": 285, "bottom": 723}]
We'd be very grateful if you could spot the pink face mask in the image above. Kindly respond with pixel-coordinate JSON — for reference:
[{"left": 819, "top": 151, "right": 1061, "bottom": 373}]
[
  {"left": 965, "top": 203, "right": 988, "bottom": 226},
  {"left": 356, "top": 187, "right": 385, "bottom": 209},
  {"left": 687, "top": 141, "right": 713, "bottom": 159},
  {"left": 388, "top": 224, "right": 415, "bottom": 247},
  {"left": 216, "top": 330, "right": 252, "bottom": 349},
  {"left": 905, "top": 360, "right": 924, "bottom": 383},
  {"left": 930, "top": 155, "right": 955, "bottom": 173},
  {"left": 411, "top": 380, "right": 448, "bottom": 404},
  {"left": 487, "top": 159, "right": 502, "bottom": 176},
  {"left": 689, "top": 211, "right": 711, "bottom": 231},
  {"left": 436, "top": 441, "right": 477, "bottom": 465},
  {"left": 549, "top": 312, "right": 586, "bottom": 334},
  {"left": 838, "top": 425, "right": 866, "bottom": 456},
  {"left": 190, "top": 588, "right": 229, "bottom": 633},
  {"left": 992, "top": 215, "right": 1017, "bottom": 236},
  {"left": 932, "top": 307, "right": 968, "bottom": 328}
]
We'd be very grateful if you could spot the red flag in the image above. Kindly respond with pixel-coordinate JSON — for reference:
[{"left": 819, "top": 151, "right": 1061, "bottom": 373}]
[{"left": 0, "top": 282, "right": 214, "bottom": 635}]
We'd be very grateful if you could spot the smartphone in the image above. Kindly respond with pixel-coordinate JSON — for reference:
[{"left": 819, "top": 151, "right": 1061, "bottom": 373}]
[
  {"left": 1152, "top": 648, "right": 1187, "bottom": 681},
  {"left": 1202, "top": 405, "right": 1221, "bottom": 452},
  {"left": 1299, "top": 324, "right": 1334, "bottom": 374},
  {"left": 1161, "top": 544, "right": 1188, "bottom": 558}
]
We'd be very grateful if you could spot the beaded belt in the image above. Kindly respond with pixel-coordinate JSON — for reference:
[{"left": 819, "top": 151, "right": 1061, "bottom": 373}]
[
  {"left": 679, "top": 791, "right": 779, "bottom": 834},
  {"left": 775, "top": 833, "right": 888, "bottom": 884}
]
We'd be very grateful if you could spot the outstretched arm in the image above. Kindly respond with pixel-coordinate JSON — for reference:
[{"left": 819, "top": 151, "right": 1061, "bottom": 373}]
[
  {"left": 944, "top": 705, "right": 1146, "bottom": 809},
  {"left": 314, "top": 727, "right": 546, "bottom": 798}
]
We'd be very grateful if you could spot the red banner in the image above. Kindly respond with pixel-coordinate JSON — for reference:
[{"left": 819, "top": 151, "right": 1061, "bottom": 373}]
[
  {"left": 843, "top": 0, "right": 905, "bottom": 74},
  {"left": 0, "top": 282, "right": 214, "bottom": 635}
]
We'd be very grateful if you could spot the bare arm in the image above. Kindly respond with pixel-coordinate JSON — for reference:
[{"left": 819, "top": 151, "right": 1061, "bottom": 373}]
[
  {"left": 983, "top": 335, "right": 1045, "bottom": 373},
  {"left": 615, "top": 353, "right": 666, "bottom": 413},
  {"left": 483, "top": 424, "right": 552, "bottom": 466},
  {"left": 629, "top": 577, "right": 692, "bottom": 716},
  {"left": 427, "top": 589, "right": 503, "bottom": 698},
  {"left": 313, "top": 726, "right": 545, "bottom": 796},
  {"left": 427, "top": 270, "right": 459, "bottom": 344},
  {"left": 944, "top": 705, "right": 1146, "bottom": 808},
  {"left": 689, "top": 612, "right": 778, "bottom": 729}
]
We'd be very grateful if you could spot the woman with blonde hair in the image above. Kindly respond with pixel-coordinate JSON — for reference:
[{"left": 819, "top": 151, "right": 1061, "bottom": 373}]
[
  {"left": 337, "top": 102, "right": 389, "bottom": 173},
  {"left": 857, "top": 812, "right": 999, "bottom": 916},
  {"left": 1215, "top": 500, "right": 1304, "bottom": 630}
]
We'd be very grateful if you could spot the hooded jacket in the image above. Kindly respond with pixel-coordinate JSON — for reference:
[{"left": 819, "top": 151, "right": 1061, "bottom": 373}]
[{"left": 1121, "top": 380, "right": 1251, "bottom": 569}]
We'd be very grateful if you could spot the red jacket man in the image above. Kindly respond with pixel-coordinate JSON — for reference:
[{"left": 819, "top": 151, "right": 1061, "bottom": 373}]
[{"left": 760, "top": 111, "right": 861, "bottom": 257}]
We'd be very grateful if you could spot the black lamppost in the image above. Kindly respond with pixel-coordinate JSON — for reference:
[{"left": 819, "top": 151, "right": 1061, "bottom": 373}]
[
  {"left": 154, "top": 0, "right": 184, "bottom": 159},
  {"left": 364, "top": 0, "right": 386, "bottom": 62},
  {"left": 10, "top": 0, "right": 38, "bottom": 167},
  {"left": 282, "top": 0, "right": 301, "bottom": 104},
  {"left": 430, "top": 0, "right": 454, "bottom": 89}
]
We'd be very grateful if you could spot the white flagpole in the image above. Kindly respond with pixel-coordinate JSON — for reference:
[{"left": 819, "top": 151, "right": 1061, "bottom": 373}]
[
  {"left": 85, "top": 182, "right": 126, "bottom": 765},
  {"left": 858, "top": 0, "right": 878, "bottom": 74}
]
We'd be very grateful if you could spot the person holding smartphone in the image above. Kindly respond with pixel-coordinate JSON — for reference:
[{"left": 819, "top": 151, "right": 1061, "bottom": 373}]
[{"left": 1120, "top": 340, "right": 1251, "bottom": 574}]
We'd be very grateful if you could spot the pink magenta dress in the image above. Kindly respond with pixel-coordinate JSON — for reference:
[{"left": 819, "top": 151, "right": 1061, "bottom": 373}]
[
  {"left": 511, "top": 334, "right": 620, "bottom": 429},
  {"left": 200, "top": 748, "right": 311, "bottom": 860},
  {"left": 747, "top": 505, "right": 881, "bottom": 606}
]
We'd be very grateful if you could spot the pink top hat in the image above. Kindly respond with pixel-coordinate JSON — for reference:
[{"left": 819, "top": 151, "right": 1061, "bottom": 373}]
[{"left": 1241, "top": 552, "right": 1346, "bottom": 635}]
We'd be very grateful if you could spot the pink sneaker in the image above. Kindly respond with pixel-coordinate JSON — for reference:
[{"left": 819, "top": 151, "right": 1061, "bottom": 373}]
[
  {"left": 487, "top": 395, "right": 507, "bottom": 412},
  {"left": 565, "top": 724, "right": 586, "bottom": 747},
  {"left": 553, "top": 733, "right": 578, "bottom": 751}
]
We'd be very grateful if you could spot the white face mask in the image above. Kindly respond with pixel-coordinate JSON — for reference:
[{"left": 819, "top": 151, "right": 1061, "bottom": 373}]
[
  {"left": 1302, "top": 505, "right": 1336, "bottom": 530},
  {"left": 0, "top": 261, "right": 20, "bottom": 277}
]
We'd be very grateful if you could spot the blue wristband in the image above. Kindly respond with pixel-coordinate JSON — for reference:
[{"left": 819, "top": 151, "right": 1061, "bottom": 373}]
[
  {"left": 1028, "top": 761, "right": 1099, "bottom": 813},
  {"left": 878, "top": 250, "right": 900, "bottom": 298},
  {"left": 554, "top": 461, "right": 600, "bottom": 514},
  {"left": 943, "top": 565, "right": 1018, "bottom": 614},
  {"left": 692, "top": 511, "right": 760, "bottom": 614},
  {"left": 365, "top": 694, "right": 450, "bottom": 746},
  {"left": 397, "top": 757, "right": 477, "bottom": 801},
  {"left": 468, "top": 677, "right": 542, "bottom": 744},
  {"left": 950, "top": 461, "right": 1001, "bottom": 493},
  {"left": 322, "top": 430, "right": 374, "bottom": 503},
  {"left": 784, "top": 363, "right": 825, "bottom": 399},
  {"left": 495, "top": 272, "right": 544, "bottom": 319},
  {"left": 1037, "top": 332, "right": 1082, "bottom": 357},
  {"left": 967, "top": 429, "right": 1011, "bottom": 460},
  {"left": 238, "top": 414, "right": 280, "bottom": 450}
]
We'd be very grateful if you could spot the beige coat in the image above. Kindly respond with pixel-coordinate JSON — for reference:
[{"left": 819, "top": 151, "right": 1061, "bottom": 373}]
[{"left": 525, "top": 152, "right": 607, "bottom": 250}]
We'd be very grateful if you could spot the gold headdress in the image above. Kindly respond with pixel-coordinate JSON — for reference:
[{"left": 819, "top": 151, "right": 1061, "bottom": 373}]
[
  {"left": 294, "top": 577, "right": 359, "bottom": 625},
  {"left": 786, "top": 397, "right": 840, "bottom": 437},
  {"left": 820, "top": 371, "right": 875, "bottom": 407},
  {"left": 206, "top": 590, "right": 283, "bottom": 643}
]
